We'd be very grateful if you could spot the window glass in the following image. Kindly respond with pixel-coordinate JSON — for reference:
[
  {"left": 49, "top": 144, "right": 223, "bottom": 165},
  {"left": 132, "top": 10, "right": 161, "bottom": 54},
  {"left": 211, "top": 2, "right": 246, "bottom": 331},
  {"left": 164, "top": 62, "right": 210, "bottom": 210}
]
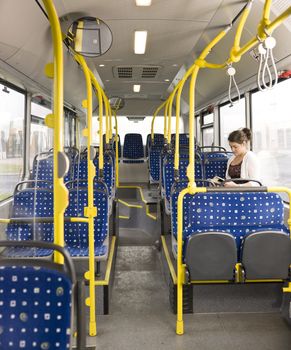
[
  {"left": 252, "top": 79, "right": 291, "bottom": 197},
  {"left": 220, "top": 97, "right": 246, "bottom": 150},
  {"left": 0, "top": 84, "right": 25, "bottom": 200},
  {"left": 202, "top": 127, "right": 213, "bottom": 146},
  {"left": 203, "top": 113, "right": 213, "bottom": 125},
  {"left": 195, "top": 116, "right": 201, "bottom": 145},
  {"left": 30, "top": 102, "right": 53, "bottom": 166}
]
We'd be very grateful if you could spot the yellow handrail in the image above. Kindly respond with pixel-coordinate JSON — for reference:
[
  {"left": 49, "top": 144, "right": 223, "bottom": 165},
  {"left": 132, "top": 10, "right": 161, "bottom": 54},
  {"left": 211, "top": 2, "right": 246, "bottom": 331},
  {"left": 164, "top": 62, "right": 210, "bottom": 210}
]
[
  {"left": 164, "top": 100, "right": 170, "bottom": 141},
  {"left": 74, "top": 54, "right": 97, "bottom": 336},
  {"left": 42, "top": 0, "right": 68, "bottom": 264},
  {"left": 151, "top": 100, "right": 167, "bottom": 141},
  {"left": 112, "top": 110, "right": 120, "bottom": 187},
  {"left": 89, "top": 70, "right": 104, "bottom": 171}
]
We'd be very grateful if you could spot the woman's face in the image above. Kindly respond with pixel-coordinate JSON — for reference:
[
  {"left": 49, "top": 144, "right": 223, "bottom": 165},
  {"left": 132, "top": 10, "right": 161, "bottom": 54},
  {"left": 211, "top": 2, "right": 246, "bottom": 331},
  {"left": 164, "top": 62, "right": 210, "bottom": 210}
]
[{"left": 229, "top": 141, "right": 247, "bottom": 156}]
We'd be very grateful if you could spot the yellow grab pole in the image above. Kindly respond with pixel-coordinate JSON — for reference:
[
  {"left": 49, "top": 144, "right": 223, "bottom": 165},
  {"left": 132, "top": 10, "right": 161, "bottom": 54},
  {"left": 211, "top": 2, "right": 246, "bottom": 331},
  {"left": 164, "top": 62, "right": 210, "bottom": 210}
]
[
  {"left": 75, "top": 54, "right": 97, "bottom": 336},
  {"left": 167, "top": 92, "right": 175, "bottom": 146},
  {"left": 113, "top": 110, "right": 120, "bottom": 187},
  {"left": 176, "top": 186, "right": 207, "bottom": 335},
  {"left": 109, "top": 105, "right": 113, "bottom": 141},
  {"left": 104, "top": 95, "right": 109, "bottom": 146},
  {"left": 42, "top": 0, "right": 68, "bottom": 264},
  {"left": 89, "top": 71, "right": 104, "bottom": 172},
  {"left": 231, "top": 0, "right": 254, "bottom": 62},
  {"left": 151, "top": 100, "right": 167, "bottom": 141},
  {"left": 164, "top": 100, "right": 169, "bottom": 142}
]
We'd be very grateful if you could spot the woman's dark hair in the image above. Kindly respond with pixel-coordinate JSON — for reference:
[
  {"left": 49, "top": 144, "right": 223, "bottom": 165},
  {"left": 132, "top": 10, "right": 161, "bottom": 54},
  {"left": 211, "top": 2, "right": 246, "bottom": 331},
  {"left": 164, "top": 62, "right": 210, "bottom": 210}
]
[{"left": 228, "top": 128, "right": 252, "bottom": 144}]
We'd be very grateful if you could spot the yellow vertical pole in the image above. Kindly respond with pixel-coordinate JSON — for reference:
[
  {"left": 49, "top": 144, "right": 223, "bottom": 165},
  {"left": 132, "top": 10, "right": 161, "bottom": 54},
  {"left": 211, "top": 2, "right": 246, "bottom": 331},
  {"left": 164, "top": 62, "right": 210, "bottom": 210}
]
[
  {"left": 151, "top": 100, "right": 167, "bottom": 141},
  {"left": 109, "top": 106, "right": 113, "bottom": 141},
  {"left": 167, "top": 92, "right": 175, "bottom": 146},
  {"left": 89, "top": 71, "right": 104, "bottom": 173},
  {"left": 176, "top": 26, "right": 231, "bottom": 335},
  {"left": 75, "top": 54, "right": 97, "bottom": 336},
  {"left": 42, "top": 0, "right": 68, "bottom": 264},
  {"left": 164, "top": 100, "right": 169, "bottom": 142},
  {"left": 105, "top": 97, "right": 109, "bottom": 146},
  {"left": 113, "top": 111, "right": 119, "bottom": 187}
]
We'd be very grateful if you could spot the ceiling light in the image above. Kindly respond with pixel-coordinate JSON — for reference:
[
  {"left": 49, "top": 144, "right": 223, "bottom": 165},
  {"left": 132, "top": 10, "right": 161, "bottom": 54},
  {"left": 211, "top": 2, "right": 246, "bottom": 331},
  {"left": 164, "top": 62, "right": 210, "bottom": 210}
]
[
  {"left": 133, "top": 84, "right": 141, "bottom": 92},
  {"left": 99, "top": 64, "right": 105, "bottom": 67},
  {"left": 135, "top": 0, "right": 152, "bottom": 6},
  {"left": 134, "top": 31, "right": 148, "bottom": 54},
  {"left": 164, "top": 79, "right": 170, "bottom": 82}
]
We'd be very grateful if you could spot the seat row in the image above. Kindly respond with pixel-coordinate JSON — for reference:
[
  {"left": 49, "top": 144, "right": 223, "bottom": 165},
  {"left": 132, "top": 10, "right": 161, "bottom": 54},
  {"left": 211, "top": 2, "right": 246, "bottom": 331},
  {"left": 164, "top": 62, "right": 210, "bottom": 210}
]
[{"left": 170, "top": 186, "right": 291, "bottom": 281}]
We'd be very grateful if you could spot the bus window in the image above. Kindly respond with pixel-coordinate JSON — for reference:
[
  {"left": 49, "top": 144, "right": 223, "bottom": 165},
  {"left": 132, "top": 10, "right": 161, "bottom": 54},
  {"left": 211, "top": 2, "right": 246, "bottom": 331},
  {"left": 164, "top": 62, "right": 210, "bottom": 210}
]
[
  {"left": 30, "top": 102, "right": 53, "bottom": 166},
  {"left": 0, "top": 84, "right": 25, "bottom": 200},
  {"left": 219, "top": 97, "right": 246, "bottom": 150},
  {"left": 252, "top": 79, "right": 291, "bottom": 200}
]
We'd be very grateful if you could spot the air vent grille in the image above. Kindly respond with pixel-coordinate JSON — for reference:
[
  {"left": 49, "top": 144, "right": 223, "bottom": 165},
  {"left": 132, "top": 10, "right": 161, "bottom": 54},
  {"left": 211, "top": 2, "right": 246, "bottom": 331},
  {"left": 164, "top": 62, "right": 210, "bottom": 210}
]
[
  {"left": 142, "top": 67, "right": 159, "bottom": 78},
  {"left": 117, "top": 67, "right": 133, "bottom": 78},
  {"left": 113, "top": 65, "right": 161, "bottom": 80}
]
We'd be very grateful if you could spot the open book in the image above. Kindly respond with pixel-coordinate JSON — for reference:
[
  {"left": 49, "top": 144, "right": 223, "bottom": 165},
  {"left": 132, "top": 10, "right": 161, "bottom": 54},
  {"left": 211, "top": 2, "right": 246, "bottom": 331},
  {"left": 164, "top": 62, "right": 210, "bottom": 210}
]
[{"left": 207, "top": 176, "right": 224, "bottom": 186}]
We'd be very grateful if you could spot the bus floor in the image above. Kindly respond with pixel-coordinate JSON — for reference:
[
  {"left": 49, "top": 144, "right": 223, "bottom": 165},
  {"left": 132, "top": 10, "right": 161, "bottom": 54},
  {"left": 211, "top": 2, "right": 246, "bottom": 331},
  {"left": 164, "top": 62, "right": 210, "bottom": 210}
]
[{"left": 85, "top": 184, "right": 291, "bottom": 350}]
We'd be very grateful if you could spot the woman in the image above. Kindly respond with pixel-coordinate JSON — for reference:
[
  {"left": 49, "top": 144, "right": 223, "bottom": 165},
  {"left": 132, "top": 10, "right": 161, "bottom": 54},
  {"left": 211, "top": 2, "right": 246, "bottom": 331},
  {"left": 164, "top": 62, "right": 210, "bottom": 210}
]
[{"left": 224, "top": 128, "right": 260, "bottom": 187}]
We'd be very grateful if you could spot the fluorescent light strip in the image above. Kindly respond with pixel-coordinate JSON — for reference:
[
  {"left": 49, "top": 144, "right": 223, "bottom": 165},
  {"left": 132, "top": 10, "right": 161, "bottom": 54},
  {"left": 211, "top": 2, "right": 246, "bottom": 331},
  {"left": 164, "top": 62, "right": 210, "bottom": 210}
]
[
  {"left": 135, "top": 0, "right": 152, "bottom": 6},
  {"left": 133, "top": 84, "right": 141, "bottom": 92},
  {"left": 134, "top": 31, "right": 148, "bottom": 54}
]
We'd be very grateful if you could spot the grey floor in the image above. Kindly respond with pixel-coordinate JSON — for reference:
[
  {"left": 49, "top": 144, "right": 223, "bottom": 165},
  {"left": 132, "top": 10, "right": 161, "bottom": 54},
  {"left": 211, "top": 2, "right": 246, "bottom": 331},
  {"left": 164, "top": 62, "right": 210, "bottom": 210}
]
[
  {"left": 86, "top": 245, "right": 291, "bottom": 350},
  {"left": 85, "top": 175, "right": 291, "bottom": 349}
]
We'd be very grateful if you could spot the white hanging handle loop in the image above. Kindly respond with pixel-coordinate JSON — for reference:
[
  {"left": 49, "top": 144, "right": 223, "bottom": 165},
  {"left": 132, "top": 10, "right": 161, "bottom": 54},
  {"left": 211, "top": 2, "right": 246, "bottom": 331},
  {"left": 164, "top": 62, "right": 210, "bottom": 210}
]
[
  {"left": 257, "top": 33, "right": 278, "bottom": 91},
  {"left": 227, "top": 65, "right": 240, "bottom": 107}
]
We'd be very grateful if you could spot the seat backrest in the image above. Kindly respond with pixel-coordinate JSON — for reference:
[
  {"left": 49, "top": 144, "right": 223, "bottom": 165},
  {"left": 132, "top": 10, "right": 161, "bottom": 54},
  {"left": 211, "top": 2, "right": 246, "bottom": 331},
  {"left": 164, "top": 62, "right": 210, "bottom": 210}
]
[
  {"left": 65, "top": 187, "right": 109, "bottom": 255},
  {"left": 171, "top": 190, "right": 289, "bottom": 248},
  {"left": 6, "top": 189, "right": 54, "bottom": 242},
  {"left": 149, "top": 145, "right": 163, "bottom": 182},
  {"left": 171, "top": 133, "right": 189, "bottom": 147},
  {"left": 202, "top": 152, "right": 232, "bottom": 179},
  {"left": 32, "top": 153, "right": 71, "bottom": 187},
  {"left": 0, "top": 241, "right": 75, "bottom": 350},
  {"left": 123, "top": 133, "right": 144, "bottom": 159}
]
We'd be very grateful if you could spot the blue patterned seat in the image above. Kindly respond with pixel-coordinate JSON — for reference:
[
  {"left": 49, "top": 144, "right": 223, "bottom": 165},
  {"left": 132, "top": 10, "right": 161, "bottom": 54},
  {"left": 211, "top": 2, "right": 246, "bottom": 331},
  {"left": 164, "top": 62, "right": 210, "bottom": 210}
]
[
  {"left": 202, "top": 151, "right": 232, "bottom": 179},
  {"left": 146, "top": 133, "right": 164, "bottom": 157},
  {"left": 123, "top": 133, "right": 144, "bottom": 163},
  {"left": 31, "top": 152, "right": 72, "bottom": 188},
  {"left": 171, "top": 190, "right": 289, "bottom": 280},
  {"left": 5, "top": 189, "right": 54, "bottom": 257},
  {"left": 171, "top": 190, "right": 289, "bottom": 254},
  {"left": 0, "top": 241, "right": 75, "bottom": 349},
  {"left": 64, "top": 187, "right": 109, "bottom": 259},
  {"left": 162, "top": 153, "right": 203, "bottom": 214}
]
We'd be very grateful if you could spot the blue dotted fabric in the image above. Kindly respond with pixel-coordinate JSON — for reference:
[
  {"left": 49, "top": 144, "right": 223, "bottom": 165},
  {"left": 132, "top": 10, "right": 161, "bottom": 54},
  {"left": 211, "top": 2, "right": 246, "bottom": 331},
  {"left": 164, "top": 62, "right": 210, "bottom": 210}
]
[
  {"left": 146, "top": 134, "right": 164, "bottom": 157},
  {"left": 5, "top": 190, "right": 54, "bottom": 257},
  {"left": 162, "top": 153, "right": 203, "bottom": 212},
  {"left": 31, "top": 154, "right": 72, "bottom": 188},
  {"left": 123, "top": 133, "right": 144, "bottom": 160},
  {"left": 64, "top": 188, "right": 108, "bottom": 257},
  {"left": 149, "top": 146, "right": 163, "bottom": 182},
  {"left": 0, "top": 265, "right": 72, "bottom": 349},
  {"left": 202, "top": 152, "right": 232, "bottom": 179},
  {"left": 73, "top": 154, "right": 114, "bottom": 199},
  {"left": 171, "top": 133, "right": 190, "bottom": 149},
  {"left": 170, "top": 190, "right": 289, "bottom": 258}
]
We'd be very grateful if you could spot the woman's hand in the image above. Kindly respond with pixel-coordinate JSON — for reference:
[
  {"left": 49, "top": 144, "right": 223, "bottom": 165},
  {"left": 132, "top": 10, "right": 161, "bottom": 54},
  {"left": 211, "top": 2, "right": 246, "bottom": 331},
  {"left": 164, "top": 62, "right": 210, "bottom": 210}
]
[{"left": 224, "top": 181, "right": 239, "bottom": 187}]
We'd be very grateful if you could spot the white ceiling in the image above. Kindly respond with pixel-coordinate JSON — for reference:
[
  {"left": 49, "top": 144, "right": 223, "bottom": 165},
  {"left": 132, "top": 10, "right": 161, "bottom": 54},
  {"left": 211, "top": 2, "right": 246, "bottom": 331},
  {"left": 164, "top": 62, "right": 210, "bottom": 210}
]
[{"left": 0, "top": 0, "right": 291, "bottom": 117}]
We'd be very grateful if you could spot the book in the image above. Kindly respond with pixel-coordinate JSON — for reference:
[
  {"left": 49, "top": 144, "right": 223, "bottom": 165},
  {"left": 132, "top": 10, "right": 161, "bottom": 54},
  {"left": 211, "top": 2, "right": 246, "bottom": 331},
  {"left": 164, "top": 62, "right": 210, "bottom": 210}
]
[{"left": 207, "top": 176, "right": 224, "bottom": 186}]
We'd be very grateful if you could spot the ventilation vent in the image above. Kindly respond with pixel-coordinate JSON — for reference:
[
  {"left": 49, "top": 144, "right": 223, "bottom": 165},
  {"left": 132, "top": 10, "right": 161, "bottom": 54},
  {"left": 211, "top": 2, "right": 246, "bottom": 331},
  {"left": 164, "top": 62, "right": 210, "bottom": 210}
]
[
  {"left": 117, "top": 67, "right": 133, "bottom": 78},
  {"left": 142, "top": 66, "right": 159, "bottom": 78},
  {"left": 113, "top": 65, "right": 162, "bottom": 80}
]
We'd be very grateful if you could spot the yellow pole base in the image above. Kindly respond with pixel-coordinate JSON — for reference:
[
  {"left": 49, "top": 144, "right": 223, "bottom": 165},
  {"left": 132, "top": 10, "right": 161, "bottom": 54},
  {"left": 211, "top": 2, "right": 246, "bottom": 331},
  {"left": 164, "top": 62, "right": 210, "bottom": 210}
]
[
  {"left": 176, "top": 320, "right": 184, "bottom": 335},
  {"left": 89, "top": 322, "right": 97, "bottom": 336}
]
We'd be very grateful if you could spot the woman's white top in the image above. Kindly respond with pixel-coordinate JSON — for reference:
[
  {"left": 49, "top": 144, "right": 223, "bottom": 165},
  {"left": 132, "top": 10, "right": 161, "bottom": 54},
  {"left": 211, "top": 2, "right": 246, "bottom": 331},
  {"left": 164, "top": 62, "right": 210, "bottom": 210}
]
[{"left": 225, "top": 151, "right": 261, "bottom": 186}]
